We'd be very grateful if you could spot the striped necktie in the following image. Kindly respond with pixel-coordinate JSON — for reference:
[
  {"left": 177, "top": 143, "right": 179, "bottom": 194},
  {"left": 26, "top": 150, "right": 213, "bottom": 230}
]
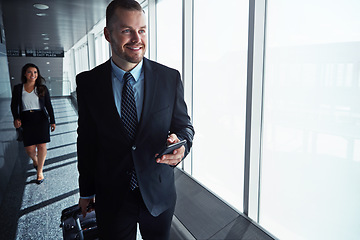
[
  {"left": 121, "top": 72, "right": 138, "bottom": 141},
  {"left": 121, "top": 72, "right": 138, "bottom": 190}
]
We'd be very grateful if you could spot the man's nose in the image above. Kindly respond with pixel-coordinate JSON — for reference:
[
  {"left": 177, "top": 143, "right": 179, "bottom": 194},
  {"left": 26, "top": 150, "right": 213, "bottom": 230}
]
[{"left": 131, "top": 32, "right": 141, "bottom": 43}]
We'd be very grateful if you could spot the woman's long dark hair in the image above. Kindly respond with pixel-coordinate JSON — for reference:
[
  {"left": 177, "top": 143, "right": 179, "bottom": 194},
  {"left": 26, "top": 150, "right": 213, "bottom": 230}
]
[{"left": 21, "top": 63, "right": 46, "bottom": 97}]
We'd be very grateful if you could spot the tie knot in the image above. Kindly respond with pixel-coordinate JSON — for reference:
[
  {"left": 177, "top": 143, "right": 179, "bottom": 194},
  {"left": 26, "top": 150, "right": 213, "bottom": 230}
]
[{"left": 123, "top": 72, "right": 133, "bottom": 83}]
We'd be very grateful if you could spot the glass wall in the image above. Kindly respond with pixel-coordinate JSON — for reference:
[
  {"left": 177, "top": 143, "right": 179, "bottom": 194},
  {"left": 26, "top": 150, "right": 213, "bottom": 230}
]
[
  {"left": 192, "top": 0, "right": 249, "bottom": 211},
  {"left": 63, "top": 1, "right": 360, "bottom": 238},
  {"left": 156, "top": 0, "right": 182, "bottom": 72},
  {"left": 143, "top": 6, "right": 149, "bottom": 59},
  {"left": 95, "top": 32, "right": 110, "bottom": 66},
  {"left": 260, "top": 0, "right": 360, "bottom": 239},
  {"left": 74, "top": 43, "right": 89, "bottom": 74}
]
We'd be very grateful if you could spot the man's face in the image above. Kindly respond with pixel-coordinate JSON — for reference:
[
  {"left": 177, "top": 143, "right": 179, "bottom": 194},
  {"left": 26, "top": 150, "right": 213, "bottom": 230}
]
[{"left": 105, "top": 8, "right": 147, "bottom": 68}]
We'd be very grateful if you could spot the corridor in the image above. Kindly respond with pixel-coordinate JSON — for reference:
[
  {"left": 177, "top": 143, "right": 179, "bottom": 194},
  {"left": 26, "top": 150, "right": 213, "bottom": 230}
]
[{"left": 0, "top": 98, "right": 79, "bottom": 239}]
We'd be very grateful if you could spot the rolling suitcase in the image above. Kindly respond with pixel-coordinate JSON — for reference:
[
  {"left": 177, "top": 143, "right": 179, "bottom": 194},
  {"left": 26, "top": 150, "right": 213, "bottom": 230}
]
[{"left": 60, "top": 203, "right": 99, "bottom": 240}]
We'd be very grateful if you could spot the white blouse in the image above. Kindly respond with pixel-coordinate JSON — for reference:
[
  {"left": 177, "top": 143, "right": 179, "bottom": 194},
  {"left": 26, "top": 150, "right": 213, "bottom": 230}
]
[{"left": 22, "top": 85, "right": 41, "bottom": 111}]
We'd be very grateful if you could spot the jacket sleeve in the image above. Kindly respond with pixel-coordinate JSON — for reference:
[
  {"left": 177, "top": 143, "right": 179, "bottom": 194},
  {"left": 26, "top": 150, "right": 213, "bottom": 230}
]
[
  {"left": 170, "top": 71, "right": 195, "bottom": 159},
  {"left": 44, "top": 86, "right": 56, "bottom": 124},
  {"left": 10, "top": 85, "right": 21, "bottom": 121},
  {"left": 76, "top": 73, "right": 97, "bottom": 197}
]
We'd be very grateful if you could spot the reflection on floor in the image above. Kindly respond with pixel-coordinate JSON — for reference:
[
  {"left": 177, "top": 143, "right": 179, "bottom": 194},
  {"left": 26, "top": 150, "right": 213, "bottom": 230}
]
[
  {"left": 0, "top": 98, "right": 79, "bottom": 239},
  {"left": 0, "top": 97, "right": 148, "bottom": 240},
  {"left": 0, "top": 97, "right": 200, "bottom": 240}
]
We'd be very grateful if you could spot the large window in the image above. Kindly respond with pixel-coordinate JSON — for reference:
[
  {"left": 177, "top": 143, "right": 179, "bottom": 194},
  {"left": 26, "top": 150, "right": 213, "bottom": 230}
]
[
  {"left": 260, "top": 0, "right": 360, "bottom": 239},
  {"left": 156, "top": 0, "right": 182, "bottom": 72},
  {"left": 95, "top": 32, "right": 110, "bottom": 66},
  {"left": 74, "top": 43, "right": 89, "bottom": 74},
  {"left": 192, "top": 0, "right": 249, "bottom": 211},
  {"left": 143, "top": 6, "right": 149, "bottom": 59},
  {"left": 63, "top": 1, "right": 360, "bottom": 238}
]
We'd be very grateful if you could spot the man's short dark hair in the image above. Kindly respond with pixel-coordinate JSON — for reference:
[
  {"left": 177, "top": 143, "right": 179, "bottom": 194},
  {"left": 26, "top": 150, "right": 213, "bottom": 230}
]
[{"left": 106, "top": 0, "right": 143, "bottom": 29}]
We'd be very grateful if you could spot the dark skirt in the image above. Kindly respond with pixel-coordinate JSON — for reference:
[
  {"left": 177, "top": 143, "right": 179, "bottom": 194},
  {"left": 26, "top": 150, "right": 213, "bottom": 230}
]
[{"left": 21, "top": 110, "right": 50, "bottom": 147}]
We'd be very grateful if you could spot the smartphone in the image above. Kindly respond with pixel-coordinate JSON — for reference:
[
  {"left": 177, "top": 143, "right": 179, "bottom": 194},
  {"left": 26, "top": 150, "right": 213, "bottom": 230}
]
[{"left": 157, "top": 139, "right": 187, "bottom": 158}]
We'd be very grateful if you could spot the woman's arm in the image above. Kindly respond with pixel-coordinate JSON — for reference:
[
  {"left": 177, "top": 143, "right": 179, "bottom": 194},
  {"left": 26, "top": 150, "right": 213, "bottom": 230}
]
[
  {"left": 43, "top": 86, "right": 56, "bottom": 124},
  {"left": 10, "top": 84, "right": 21, "bottom": 121}
]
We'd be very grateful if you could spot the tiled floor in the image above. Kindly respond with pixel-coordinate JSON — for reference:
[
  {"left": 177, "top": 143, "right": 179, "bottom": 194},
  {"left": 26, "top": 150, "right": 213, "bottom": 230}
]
[
  {"left": 0, "top": 97, "right": 147, "bottom": 240},
  {"left": 0, "top": 98, "right": 80, "bottom": 239}
]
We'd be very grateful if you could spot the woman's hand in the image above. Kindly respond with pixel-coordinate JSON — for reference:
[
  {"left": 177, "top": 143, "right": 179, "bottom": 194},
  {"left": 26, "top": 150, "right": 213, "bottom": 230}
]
[
  {"left": 50, "top": 124, "right": 56, "bottom": 132},
  {"left": 14, "top": 119, "right": 21, "bottom": 128}
]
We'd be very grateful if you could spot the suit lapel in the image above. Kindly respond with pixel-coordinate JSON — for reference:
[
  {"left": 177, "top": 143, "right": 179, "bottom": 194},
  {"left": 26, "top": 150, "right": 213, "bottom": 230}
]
[
  {"left": 136, "top": 58, "right": 158, "bottom": 141},
  {"left": 99, "top": 58, "right": 157, "bottom": 144},
  {"left": 102, "top": 60, "right": 121, "bottom": 121},
  {"left": 97, "top": 60, "right": 131, "bottom": 143}
]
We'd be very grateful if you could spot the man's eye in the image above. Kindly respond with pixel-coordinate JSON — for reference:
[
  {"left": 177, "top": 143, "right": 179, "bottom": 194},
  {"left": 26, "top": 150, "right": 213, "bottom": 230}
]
[
  {"left": 122, "top": 29, "right": 130, "bottom": 33},
  {"left": 139, "top": 30, "right": 146, "bottom": 34}
]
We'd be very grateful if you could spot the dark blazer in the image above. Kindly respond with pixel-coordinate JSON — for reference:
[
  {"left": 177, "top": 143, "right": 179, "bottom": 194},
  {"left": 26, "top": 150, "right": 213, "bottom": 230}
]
[
  {"left": 76, "top": 58, "right": 194, "bottom": 217},
  {"left": 10, "top": 83, "right": 55, "bottom": 124}
]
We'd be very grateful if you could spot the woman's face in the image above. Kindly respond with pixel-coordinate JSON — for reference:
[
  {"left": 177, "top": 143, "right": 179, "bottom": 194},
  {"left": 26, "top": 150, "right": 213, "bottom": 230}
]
[{"left": 24, "top": 67, "right": 38, "bottom": 83}]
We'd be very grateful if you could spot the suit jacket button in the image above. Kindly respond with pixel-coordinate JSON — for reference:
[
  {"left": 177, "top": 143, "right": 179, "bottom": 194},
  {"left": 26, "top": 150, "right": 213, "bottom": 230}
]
[{"left": 132, "top": 146, "right": 136, "bottom": 151}]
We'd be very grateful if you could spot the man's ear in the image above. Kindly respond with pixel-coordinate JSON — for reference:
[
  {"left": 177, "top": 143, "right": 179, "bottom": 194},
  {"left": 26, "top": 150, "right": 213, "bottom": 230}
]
[{"left": 104, "top": 27, "right": 111, "bottom": 43}]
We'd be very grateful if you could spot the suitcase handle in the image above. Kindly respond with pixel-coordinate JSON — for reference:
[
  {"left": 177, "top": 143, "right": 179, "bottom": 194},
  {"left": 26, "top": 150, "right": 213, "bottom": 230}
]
[
  {"left": 60, "top": 202, "right": 97, "bottom": 240},
  {"left": 73, "top": 202, "right": 96, "bottom": 218},
  {"left": 60, "top": 202, "right": 95, "bottom": 223}
]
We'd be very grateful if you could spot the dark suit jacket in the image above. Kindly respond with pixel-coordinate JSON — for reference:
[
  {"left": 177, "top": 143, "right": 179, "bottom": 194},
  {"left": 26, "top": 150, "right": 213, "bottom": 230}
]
[
  {"left": 10, "top": 83, "right": 55, "bottom": 124},
  {"left": 76, "top": 58, "right": 194, "bottom": 217}
]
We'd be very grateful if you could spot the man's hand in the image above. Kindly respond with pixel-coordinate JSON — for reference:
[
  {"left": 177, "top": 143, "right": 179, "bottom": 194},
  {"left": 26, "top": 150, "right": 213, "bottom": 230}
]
[
  {"left": 50, "top": 124, "right": 56, "bottom": 132},
  {"left": 155, "top": 133, "right": 185, "bottom": 166},
  {"left": 79, "top": 197, "right": 95, "bottom": 217}
]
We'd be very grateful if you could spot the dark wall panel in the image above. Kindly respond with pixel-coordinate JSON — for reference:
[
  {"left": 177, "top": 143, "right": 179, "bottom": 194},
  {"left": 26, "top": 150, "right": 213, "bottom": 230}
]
[
  {"left": 0, "top": 3, "right": 20, "bottom": 207},
  {"left": 0, "top": 4, "right": 11, "bottom": 98}
]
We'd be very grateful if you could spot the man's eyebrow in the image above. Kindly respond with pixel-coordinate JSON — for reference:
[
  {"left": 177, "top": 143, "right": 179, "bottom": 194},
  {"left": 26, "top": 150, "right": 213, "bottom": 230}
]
[
  {"left": 119, "top": 25, "right": 147, "bottom": 29},
  {"left": 119, "top": 24, "right": 131, "bottom": 28}
]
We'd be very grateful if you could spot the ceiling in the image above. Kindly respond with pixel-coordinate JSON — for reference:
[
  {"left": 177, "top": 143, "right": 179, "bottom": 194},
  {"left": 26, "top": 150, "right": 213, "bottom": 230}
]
[{"left": 1, "top": 0, "right": 112, "bottom": 53}]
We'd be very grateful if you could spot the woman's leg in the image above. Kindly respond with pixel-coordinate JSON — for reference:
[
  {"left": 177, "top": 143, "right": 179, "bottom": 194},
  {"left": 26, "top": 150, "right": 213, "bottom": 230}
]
[
  {"left": 36, "top": 143, "right": 47, "bottom": 180},
  {"left": 24, "top": 145, "right": 38, "bottom": 167}
]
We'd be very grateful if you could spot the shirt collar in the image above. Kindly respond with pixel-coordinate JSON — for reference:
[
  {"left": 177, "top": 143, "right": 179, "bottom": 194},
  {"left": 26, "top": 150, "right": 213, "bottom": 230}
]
[{"left": 111, "top": 58, "right": 143, "bottom": 82}]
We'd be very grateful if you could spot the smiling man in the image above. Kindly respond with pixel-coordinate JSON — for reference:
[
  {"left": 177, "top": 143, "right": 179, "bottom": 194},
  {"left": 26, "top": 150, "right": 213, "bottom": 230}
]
[
  {"left": 105, "top": 5, "right": 146, "bottom": 69},
  {"left": 75, "top": 0, "right": 194, "bottom": 239}
]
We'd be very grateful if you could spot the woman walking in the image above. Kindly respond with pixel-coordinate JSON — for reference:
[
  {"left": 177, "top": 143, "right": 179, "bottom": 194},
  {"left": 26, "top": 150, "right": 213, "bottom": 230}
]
[{"left": 11, "top": 63, "right": 56, "bottom": 184}]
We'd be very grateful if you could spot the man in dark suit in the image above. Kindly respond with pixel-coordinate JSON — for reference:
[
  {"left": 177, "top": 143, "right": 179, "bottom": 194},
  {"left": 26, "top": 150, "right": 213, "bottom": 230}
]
[{"left": 76, "top": 0, "right": 194, "bottom": 239}]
